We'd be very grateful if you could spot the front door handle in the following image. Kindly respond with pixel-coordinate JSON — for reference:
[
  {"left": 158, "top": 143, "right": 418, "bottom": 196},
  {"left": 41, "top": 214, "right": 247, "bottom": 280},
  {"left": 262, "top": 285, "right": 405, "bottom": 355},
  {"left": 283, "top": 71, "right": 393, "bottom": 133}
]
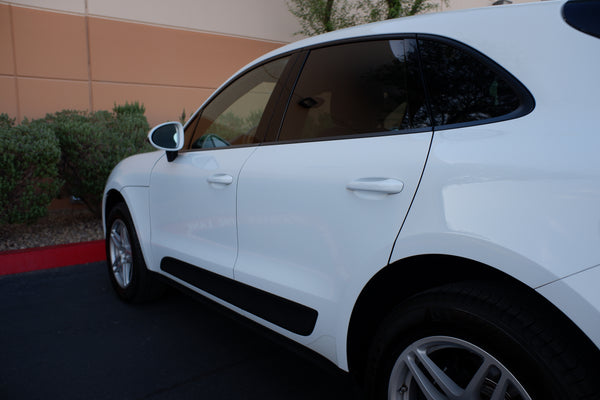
[
  {"left": 208, "top": 174, "right": 233, "bottom": 185},
  {"left": 346, "top": 178, "right": 404, "bottom": 194}
]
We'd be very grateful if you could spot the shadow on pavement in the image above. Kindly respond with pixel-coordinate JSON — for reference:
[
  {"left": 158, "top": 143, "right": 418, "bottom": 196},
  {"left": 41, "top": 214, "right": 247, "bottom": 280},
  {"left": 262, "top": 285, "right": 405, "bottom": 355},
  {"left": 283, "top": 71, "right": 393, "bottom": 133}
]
[{"left": 0, "top": 262, "right": 362, "bottom": 399}]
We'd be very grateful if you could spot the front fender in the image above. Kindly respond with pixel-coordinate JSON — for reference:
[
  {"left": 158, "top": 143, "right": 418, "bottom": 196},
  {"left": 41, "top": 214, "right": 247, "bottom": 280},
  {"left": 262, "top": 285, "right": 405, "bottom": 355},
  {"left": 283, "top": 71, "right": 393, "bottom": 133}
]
[{"left": 103, "top": 151, "right": 164, "bottom": 270}]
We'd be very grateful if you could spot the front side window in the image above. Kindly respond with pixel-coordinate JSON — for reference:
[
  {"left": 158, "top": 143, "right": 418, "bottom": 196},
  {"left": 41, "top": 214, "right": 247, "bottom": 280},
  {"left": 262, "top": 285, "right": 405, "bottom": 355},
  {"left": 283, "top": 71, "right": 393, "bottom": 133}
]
[
  {"left": 418, "top": 38, "right": 531, "bottom": 127},
  {"left": 187, "top": 56, "right": 290, "bottom": 149},
  {"left": 278, "top": 39, "right": 429, "bottom": 142}
]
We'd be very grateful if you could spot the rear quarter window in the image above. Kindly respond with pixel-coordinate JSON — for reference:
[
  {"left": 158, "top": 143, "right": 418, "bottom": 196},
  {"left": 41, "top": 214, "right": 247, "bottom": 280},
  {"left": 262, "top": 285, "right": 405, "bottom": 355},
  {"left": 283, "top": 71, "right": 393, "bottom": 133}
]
[
  {"left": 563, "top": 0, "right": 600, "bottom": 39},
  {"left": 418, "top": 37, "right": 534, "bottom": 129}
]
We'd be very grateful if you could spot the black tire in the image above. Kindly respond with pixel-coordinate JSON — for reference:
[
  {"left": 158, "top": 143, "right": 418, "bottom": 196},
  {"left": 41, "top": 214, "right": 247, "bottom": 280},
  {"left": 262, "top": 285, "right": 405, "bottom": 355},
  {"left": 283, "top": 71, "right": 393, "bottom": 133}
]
[
  {"left": 365, "top": 281, "right": 600, "bottom": 400},
  {"left": 105, "top": 202, "right": 165, "bottom": 303}
]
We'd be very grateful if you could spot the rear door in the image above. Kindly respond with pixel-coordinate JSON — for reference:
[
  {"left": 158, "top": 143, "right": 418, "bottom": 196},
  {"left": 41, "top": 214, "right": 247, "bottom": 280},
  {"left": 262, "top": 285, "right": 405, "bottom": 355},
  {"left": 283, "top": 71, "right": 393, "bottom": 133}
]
[{"left": 234, "top": 38, "right": 433, "bottom": 334}]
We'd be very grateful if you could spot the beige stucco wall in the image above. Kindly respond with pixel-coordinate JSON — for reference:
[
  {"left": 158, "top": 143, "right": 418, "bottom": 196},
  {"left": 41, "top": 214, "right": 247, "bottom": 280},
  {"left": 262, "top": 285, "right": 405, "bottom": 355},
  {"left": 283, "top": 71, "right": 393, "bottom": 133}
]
[
  {"left": 0, "top": 1, "right": 295, "bottom": 126},
  {"left": 4, "top": 0, "right": 302, "bottom": 42}
]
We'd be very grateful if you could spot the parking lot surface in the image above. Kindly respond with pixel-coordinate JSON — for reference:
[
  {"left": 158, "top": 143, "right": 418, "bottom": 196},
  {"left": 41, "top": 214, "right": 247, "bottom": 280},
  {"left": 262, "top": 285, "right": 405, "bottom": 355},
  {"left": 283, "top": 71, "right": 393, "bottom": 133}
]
[{"left": 0, "top": 262, "right": 362, "bottom": 399}]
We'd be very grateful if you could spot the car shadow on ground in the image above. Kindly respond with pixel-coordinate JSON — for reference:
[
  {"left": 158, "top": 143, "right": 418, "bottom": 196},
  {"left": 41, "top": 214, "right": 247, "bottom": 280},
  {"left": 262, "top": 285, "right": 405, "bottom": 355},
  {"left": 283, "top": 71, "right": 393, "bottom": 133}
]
[{"left": 0, "top": 262, "right": 362, "bottom": 399}]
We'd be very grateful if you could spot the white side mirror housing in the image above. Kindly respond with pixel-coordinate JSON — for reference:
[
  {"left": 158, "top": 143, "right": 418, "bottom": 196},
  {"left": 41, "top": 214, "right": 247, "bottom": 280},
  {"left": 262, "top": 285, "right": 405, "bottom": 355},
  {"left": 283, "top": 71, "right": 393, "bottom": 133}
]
[{"left": 148, "top": 121, "right": 184, "bottom": 162}]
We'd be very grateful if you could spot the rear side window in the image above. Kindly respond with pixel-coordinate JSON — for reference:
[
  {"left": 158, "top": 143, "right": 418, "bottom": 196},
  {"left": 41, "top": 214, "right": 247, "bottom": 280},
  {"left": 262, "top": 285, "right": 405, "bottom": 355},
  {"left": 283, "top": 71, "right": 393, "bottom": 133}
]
[
  {"left": 278, "top": 38, "right": 430, "bottom": 142},
  {"left": 418, "top": 38, "right": 532, "bottom": 128},
  {"left": 563, "top": 0, "right": 600, "bottom": 39}
]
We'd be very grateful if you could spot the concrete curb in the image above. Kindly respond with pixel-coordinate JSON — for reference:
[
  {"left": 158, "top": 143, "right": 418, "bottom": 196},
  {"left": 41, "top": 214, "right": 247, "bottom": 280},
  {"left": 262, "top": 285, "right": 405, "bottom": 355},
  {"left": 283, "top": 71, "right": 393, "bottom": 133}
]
[{"left": 0, "top": 240, "right": 105, "bottom": 276}]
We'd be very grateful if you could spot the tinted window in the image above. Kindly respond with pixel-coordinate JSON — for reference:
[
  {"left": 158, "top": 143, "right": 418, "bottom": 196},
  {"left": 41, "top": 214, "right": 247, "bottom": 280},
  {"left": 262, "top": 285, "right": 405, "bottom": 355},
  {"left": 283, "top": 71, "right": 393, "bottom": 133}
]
[
  {"left": 563, "top": 0, "right": 600, "bottom": 39},
  {"left": 419, "top": 39, "right": 525, "bottom": 127},
  {"left": 187, "top": 56, "right": 290, "bottom": 149},
  {"left": 278, "top": 39, "right": 429, "bottom": 142}
]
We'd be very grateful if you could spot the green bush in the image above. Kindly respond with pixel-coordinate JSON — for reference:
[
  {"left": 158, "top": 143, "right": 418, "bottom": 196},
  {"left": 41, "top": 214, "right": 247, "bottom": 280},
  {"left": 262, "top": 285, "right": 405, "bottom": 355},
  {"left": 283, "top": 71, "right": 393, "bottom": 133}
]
[
  {"left": 0, "top": 119, "right": 62, "bottom": 224},
  {"left": 46, "top": 103, "right": 152, "bottom": 217},
  {"left": 0, "top": 113, "right": 15, "bottom": 130},
  {"left": 113, "top": 101, "right": 145, "bottom": 117}
]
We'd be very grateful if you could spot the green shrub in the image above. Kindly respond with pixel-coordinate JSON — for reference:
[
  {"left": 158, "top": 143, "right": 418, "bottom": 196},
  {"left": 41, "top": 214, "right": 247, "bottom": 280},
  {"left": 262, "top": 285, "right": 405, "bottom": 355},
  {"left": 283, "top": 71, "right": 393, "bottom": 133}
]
[
  {"left": 46, "top": 104, "right": 153, "bottom": 217},
  {"left": 0, "top": 119, "right": 62, "bottom": 224},
  {"left": 113, "top": 101, "right": 146, "bottom": 117},
  {"left": 0, "top": 113, "right": 15, "bottom": 130}
]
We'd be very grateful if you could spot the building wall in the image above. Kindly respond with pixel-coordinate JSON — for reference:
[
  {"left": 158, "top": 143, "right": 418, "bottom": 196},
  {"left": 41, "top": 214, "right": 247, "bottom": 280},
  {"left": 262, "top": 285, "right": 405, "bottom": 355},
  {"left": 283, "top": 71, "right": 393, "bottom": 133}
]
[
  {"left": 0, "top": 0, "right": 298, "bottom": 126},
  {"left": 1, "top": 0, "right": 540, "bottom": 126}
]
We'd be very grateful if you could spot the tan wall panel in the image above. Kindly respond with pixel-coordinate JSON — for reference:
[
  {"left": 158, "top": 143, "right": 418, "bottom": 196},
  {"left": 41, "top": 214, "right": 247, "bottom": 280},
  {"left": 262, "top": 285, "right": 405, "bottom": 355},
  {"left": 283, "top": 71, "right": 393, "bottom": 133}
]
[
  {"left": 87, "top": 0, "right": 300, "bottom": 43},
  {"left": 0, "top": 76, "right": 18, "bottom": 117},
  {"left": 3, "top": 0, "right": 85, "bottom": 14},
  {"left": 12, "top": 7, "right": 88, "bottom": 79},
  {"left": 0, "top": 5, "right": 15, "bottom": 75},
  {"left": 93, "top": 82, "right": 213, "bottom": 127},
  {"left": 18, "top": 78, "right": 89, "bottom": 119},
  {"left": 89, "top": 17, "right": 281, "bottom": 88}
]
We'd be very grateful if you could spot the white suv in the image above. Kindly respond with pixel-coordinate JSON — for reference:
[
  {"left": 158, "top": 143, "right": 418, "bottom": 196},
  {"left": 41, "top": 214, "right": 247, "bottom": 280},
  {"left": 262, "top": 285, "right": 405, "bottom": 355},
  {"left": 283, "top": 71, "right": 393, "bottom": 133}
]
[{"left": 103, "top": 1, "right": 600, "bottom": 398}]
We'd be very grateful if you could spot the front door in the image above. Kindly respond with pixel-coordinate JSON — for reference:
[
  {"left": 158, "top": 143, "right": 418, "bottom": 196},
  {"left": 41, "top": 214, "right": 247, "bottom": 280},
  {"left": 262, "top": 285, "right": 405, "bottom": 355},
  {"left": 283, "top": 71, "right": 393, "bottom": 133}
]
[{"left": 148, "top": 56, "right": 291, "bottom": 279}]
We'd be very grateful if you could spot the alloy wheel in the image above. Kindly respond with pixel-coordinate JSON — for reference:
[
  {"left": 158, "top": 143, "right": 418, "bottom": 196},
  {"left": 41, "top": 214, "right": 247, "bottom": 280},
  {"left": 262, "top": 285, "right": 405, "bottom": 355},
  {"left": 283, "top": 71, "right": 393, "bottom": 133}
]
[
  {"left": 388, "top": 336, "right": 531, "bottom": 400},
  {"left": 109, "top": 218, "right": 133, "bottom": 289}
]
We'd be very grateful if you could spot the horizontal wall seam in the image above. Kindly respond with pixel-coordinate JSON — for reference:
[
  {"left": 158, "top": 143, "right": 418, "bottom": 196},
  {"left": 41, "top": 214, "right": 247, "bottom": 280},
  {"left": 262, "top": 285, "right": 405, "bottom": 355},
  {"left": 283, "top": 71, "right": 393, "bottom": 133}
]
[
  {"left": 0, "top": 74, "right": 217, "bottom": 91},
  {"left": 91, "top": 80, "right": 217, "bottom": 91},
  {"left": 4, "top": 75, "right": 89, "bottom": 83},
  {"left": 0, "top": 1, "right": 83, "bottom": 16},
  {"left": 86, "top": 14, "right": 290, "bottom": 45}
]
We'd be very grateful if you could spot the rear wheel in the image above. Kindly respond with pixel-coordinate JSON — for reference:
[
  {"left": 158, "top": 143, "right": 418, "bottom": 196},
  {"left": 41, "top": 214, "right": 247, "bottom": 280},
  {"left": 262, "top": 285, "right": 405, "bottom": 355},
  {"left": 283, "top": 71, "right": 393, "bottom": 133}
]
[
  {"left": 366, "top": 282, "right": 599, "bottom": 400},
  {"left": 106, "top": 202, "right": 165, "bottom": 302}
]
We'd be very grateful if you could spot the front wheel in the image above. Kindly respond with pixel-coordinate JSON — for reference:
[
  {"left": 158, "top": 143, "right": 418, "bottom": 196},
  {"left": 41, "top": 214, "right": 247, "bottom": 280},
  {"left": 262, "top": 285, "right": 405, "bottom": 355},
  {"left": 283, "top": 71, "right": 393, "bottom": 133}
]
[
  {"left": 366, "top": 282, "right": 599, "bottom": 400},
  {"left": 106, "top": 202, "right": 165, "bottom": 302}
]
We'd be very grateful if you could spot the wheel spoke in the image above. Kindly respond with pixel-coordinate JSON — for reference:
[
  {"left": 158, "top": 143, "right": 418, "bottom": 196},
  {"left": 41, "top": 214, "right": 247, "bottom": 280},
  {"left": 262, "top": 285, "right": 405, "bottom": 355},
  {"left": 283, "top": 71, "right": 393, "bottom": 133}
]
[
  {"left": 404, "top": 351, "right": 448, "bottom": 400},
  {"left": 112, "top": 256, "right": 121, "bottom": 273},
  {"left": 122, "top": 261, "right": 131, "bottom": 287},
  {"left": 464, "top": 359, "right": 492, "bottom": 398},
  {"left": 120, "top": 224, "right": 130, "bottom": 248},
  {"left": 413, "top": 346, "right": 464, "bottom": 399},
  {"left": 489, "top": 374, "right": 509, "bottom": 400},
  {"left": 110, "top": 229, "right": 121, "bottom": 249}
]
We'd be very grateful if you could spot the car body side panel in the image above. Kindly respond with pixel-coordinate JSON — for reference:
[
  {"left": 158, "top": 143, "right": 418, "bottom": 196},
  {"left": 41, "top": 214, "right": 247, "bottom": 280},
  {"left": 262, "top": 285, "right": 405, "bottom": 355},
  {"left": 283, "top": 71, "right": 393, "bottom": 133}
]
[
  {"left": 103, "top": 151, "right": 163, "bottom": 192},
  {"left": 148, "top": 148, "right": 258, "bottom": 279},
  {"left": 235, "top": 132, "right": 433, "bottom": 365},
  {"left": 537, "top": 265, "right": 600, "bottom": 350},
  {"left": 391, "top": 115, "right": 600, "bottom": 284},
  {"left": 103, "top": 151, "right": 164, "bottom": 270}
]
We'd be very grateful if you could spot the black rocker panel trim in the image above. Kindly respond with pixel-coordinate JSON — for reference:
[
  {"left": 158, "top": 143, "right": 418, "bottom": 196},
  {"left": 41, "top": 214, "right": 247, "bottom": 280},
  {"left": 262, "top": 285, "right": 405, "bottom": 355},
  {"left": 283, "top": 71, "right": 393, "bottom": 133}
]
[{"left": 160, "top": 257, "right": 318, "bottom": 336}]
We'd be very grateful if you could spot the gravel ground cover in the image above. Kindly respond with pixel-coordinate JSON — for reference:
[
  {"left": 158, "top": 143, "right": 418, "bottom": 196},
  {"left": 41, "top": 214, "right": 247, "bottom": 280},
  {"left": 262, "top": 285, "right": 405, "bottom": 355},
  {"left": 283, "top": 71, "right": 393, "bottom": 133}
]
[{"left": 0, "top": 209, "right": 103, "bottom": 252}]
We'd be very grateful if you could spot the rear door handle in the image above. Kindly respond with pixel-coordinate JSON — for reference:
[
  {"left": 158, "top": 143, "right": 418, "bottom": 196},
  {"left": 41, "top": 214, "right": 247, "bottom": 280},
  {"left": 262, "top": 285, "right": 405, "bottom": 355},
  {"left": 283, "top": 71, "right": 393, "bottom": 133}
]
[
  {"left": 346, "top": 178, "right": 404, "bottom": 194},
  {"left": 208, "top": 174, "right": 233, "bottom": 185}
]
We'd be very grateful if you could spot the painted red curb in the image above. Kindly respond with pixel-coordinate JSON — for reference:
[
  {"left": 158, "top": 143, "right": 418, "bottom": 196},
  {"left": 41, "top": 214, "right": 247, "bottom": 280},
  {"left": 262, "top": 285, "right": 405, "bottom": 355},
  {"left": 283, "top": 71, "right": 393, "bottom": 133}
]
[{"left": 0, "top": 240, "right": 106, "bottom": 276}]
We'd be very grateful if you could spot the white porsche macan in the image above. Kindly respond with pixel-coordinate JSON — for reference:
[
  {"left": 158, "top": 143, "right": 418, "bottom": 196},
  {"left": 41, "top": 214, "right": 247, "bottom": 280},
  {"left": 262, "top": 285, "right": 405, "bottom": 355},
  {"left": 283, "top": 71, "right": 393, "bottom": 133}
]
[{"left": 103, "top": 1, "right": 600, "bottom": 398}]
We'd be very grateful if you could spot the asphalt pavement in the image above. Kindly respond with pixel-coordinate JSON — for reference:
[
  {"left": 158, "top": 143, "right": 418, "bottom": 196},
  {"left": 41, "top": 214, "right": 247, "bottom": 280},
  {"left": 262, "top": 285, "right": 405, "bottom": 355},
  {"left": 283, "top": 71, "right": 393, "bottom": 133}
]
[{"left": 0, "top": 262, "right": 362, "bottom": 399}]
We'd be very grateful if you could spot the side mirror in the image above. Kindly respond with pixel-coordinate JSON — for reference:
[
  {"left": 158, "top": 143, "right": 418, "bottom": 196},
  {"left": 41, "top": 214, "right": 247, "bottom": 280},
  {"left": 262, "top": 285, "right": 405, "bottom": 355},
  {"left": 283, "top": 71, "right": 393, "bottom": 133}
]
[{"left": 148, "top": 121, "right": 184, "bottom": 162}]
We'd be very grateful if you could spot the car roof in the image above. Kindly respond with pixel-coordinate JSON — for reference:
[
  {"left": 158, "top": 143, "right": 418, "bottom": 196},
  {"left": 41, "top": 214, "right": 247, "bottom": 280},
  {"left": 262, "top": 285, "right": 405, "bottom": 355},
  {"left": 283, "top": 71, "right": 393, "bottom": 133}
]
[
  {"left": 191, "top": 0, "right": 599, "bottom": 128},
  {"left": 251, "top": 0, "right": 566, "bottom": 64}
]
